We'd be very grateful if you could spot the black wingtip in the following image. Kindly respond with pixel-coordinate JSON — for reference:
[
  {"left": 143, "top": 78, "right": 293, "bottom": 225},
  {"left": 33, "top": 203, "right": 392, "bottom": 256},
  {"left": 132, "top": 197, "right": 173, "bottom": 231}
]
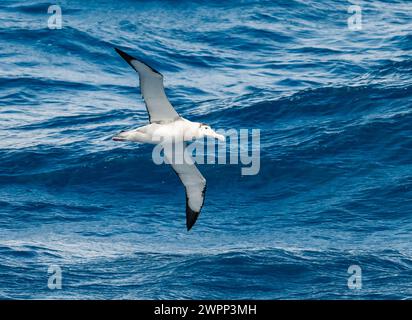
[
  {"left": 186, "top": 206, "right": 200, "bottom": 231},
  {"left": 185, "top": 184, "right": 206, "bottom": 231},
  {"left": 114, "top": 47, "right": 162, "bottom": 76},
  {"left": 114, "top": 47, "right": 135, "bottom": 66}
]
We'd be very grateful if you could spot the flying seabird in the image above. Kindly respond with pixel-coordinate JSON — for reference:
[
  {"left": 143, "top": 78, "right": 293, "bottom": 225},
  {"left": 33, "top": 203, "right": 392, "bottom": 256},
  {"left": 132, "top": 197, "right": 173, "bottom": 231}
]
[{"left": 112, "top": 48, "right": 225, "bottom": 231}]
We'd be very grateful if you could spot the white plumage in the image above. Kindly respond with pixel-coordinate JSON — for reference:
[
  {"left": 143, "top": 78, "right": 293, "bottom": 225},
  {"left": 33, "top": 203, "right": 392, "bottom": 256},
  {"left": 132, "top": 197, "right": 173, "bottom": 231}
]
[{"left": 113, "top": 48, "right": 224, "bottom": 230}]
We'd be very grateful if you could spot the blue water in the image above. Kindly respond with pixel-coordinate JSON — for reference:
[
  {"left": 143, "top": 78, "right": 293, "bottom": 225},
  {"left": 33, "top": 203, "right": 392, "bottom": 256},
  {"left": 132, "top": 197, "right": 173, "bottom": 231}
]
[{"left": 0, "top": 0, "right": 411, "bottom": 299}]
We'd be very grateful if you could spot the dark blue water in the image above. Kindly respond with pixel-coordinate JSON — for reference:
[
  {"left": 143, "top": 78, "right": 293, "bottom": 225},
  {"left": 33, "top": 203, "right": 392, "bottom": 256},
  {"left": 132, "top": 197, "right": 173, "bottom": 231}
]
[{"left": 1, "top": 0, "right": 411, "bottom": 299}]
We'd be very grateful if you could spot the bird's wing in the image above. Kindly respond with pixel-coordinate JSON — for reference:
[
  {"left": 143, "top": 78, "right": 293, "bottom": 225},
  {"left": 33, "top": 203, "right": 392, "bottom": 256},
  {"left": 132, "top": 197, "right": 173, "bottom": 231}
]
[
  {"left": 172, "top": 161, "right": 207, "bottom": 231},
  {"left": 164, "top": 143, "right": 206, "bottom": 231},
  {"left": 115, "top": 48, "right": 180, "bottom": 124}
]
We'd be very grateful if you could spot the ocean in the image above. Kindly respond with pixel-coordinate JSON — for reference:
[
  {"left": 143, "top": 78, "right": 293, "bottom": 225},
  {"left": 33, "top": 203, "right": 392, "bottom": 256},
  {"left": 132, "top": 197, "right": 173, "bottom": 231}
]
[{"left": 0, "top": 0, "right": 411, "bottom": 299}]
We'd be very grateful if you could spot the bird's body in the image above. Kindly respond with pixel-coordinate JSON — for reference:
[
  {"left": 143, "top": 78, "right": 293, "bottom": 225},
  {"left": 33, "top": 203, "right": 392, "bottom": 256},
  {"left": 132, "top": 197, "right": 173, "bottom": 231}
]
[
  {"left": 113, "top": 117, "right": 217, "bottom": 144},
  {"left": 112, "top": 48, "right": 224, "bottom": 231}
]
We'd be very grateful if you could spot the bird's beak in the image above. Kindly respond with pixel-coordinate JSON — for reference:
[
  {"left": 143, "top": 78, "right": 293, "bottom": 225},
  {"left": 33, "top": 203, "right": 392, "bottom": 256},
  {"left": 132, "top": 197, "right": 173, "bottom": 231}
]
[
  {"left": 216, "top": 133, "right": 225, "bottom": 142},
  {"left": 210, "top": 131, "right": 225, "bottom": 142},
  {"left": 112, "top": 130, "right": 127, "bottom": 141}
]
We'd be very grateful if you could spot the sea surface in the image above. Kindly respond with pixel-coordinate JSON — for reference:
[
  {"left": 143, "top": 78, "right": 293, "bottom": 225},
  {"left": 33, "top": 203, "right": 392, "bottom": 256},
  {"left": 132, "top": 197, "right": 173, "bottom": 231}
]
[{"left": 0, "top": 0, "right": 411, "bottom": 299}]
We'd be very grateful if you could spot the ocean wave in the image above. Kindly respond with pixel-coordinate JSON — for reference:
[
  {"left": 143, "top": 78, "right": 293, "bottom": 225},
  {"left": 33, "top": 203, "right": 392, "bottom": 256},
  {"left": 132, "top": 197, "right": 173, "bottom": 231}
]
[
  {"left": 1, "top": 0, "right": 411, "bottom": 299},
  {"left": 1, "top": 243, "right": 411, "bottom": 299}
]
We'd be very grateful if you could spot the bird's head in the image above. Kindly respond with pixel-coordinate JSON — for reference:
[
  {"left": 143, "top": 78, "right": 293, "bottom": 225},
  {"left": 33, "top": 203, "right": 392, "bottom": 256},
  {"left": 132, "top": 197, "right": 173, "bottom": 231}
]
[
  {"left": 112, "top": 130, "right": 133, "bottom": 142},
  {"left": 198, "top": 123, "right": 225, "bottom": 141}
]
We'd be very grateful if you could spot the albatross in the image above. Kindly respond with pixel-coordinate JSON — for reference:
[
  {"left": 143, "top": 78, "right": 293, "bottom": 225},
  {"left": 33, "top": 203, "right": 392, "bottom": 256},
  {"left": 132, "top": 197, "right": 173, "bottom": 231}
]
[{"left": 112, "top": 48, "right": 224, "bottom": 231}]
